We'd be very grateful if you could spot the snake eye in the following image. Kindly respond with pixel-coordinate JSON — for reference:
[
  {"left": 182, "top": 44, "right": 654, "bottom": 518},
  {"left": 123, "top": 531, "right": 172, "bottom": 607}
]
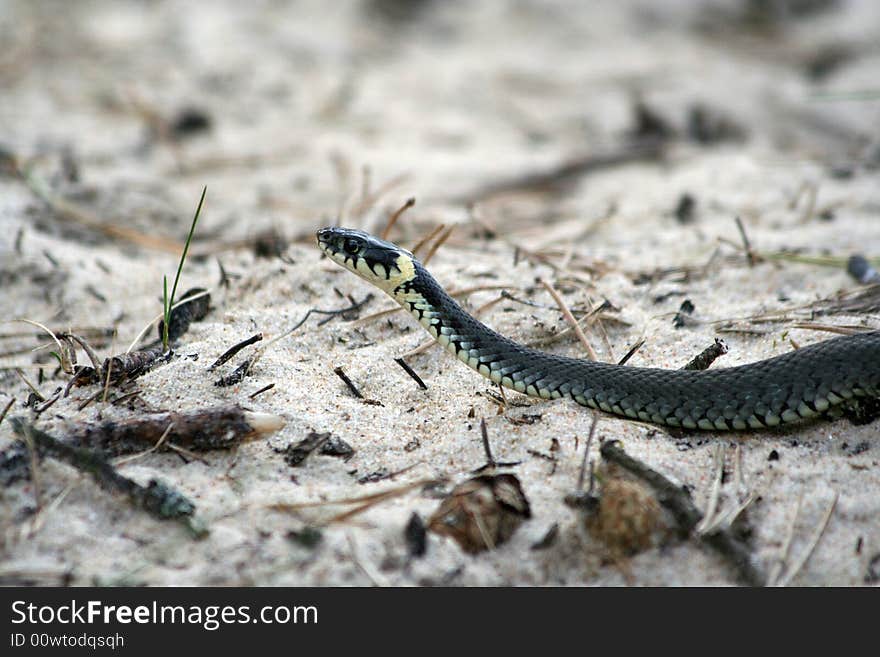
[{"left": 343, "top": 238, "right": 361, "bottom": 255}]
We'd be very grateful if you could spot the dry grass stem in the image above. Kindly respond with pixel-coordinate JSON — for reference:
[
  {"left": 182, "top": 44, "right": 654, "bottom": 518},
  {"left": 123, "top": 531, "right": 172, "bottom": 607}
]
[{"left": 539, "top": 278, "right": 598, "bottom": 360}]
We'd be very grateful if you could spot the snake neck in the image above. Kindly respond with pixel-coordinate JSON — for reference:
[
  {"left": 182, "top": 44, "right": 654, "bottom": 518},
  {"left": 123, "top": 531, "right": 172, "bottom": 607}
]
[
  {"left": 391, "top": 261, "right": 476, "bottom": 348},
  {"left": 391, "top": 261, "right": 572, "bottom": 397}
]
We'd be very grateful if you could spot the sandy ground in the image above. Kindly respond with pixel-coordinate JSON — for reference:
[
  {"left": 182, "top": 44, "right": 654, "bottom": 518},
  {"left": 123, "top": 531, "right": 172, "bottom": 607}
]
[{"left": 1, "top": 0, "right": 879, "bottom": 586}]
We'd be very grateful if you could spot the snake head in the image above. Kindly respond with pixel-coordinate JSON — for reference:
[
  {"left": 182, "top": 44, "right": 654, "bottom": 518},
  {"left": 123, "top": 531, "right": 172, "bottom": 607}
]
[{"left": 316, "top": 227, "right": 416, "bottom": 294}]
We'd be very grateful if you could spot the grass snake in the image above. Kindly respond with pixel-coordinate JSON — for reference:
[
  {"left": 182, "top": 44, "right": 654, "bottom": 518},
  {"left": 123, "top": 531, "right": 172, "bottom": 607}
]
[{"left": 317, "top": 227, "right": 880, "bottom": 431}]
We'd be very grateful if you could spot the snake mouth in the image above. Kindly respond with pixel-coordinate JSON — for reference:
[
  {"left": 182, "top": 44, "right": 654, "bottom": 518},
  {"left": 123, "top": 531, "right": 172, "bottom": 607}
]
[{"left": 315, "top": 227, "right": 340, "bottom": 255}]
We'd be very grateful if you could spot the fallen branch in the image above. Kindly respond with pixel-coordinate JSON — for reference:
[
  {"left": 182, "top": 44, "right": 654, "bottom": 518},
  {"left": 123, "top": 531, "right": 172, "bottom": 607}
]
[
  {"left": 1, "top": 406, "right": 284, "bottom": 486},
  {"left": 9, "top": 418, "right": 208, "bottom": 537},
  {"left": 599, "top": 440, "right": 764, "bottom": 586},
  {"left": 452, "top": 140, "right": 664, "bottom": 203}
]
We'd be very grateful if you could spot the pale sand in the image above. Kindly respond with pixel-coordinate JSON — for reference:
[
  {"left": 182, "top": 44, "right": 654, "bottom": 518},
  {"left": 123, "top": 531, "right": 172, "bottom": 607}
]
[{"left": 1, "top": 1, "right": 878, "bottom": 586}]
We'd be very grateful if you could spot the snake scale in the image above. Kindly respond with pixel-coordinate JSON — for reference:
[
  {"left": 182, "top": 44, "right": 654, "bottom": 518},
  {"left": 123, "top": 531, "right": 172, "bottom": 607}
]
[{"left": 317, "top": 227, "right": 880, "bottom": 431}]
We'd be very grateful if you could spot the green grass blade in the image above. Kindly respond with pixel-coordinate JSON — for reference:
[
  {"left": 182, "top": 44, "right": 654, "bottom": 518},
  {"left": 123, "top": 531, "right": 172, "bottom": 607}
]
[
  {"left": 163, "top": 185, "right": 206, "bottom": 350},
  {"left": 162, "top": 275, "right": 170, "bottom": 349},
  {"left": 169, "top": 186, "right": 207, "bottom": 312}
]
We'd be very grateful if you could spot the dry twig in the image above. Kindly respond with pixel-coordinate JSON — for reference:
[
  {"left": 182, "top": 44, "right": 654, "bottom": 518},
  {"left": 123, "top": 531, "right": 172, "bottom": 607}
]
[{"left": 539, "top": 279, "right": 598, "bottom": 360}]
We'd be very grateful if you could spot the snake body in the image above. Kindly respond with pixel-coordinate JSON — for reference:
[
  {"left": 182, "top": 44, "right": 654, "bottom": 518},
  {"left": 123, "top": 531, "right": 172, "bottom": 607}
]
[{"left": 317, "top": 227, "right": 880, "bottom": 431}]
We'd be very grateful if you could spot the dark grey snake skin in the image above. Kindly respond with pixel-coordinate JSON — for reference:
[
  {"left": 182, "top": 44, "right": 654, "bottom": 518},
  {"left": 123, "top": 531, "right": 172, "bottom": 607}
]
[{"left": 318, "top": 227, "right": 880, "bottom": 431}]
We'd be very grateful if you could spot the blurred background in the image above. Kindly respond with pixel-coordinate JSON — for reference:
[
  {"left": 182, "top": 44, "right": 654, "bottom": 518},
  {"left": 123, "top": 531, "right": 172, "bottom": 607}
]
[{"left": 2, "top": 0, "right": 877, "bottom": 239}]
